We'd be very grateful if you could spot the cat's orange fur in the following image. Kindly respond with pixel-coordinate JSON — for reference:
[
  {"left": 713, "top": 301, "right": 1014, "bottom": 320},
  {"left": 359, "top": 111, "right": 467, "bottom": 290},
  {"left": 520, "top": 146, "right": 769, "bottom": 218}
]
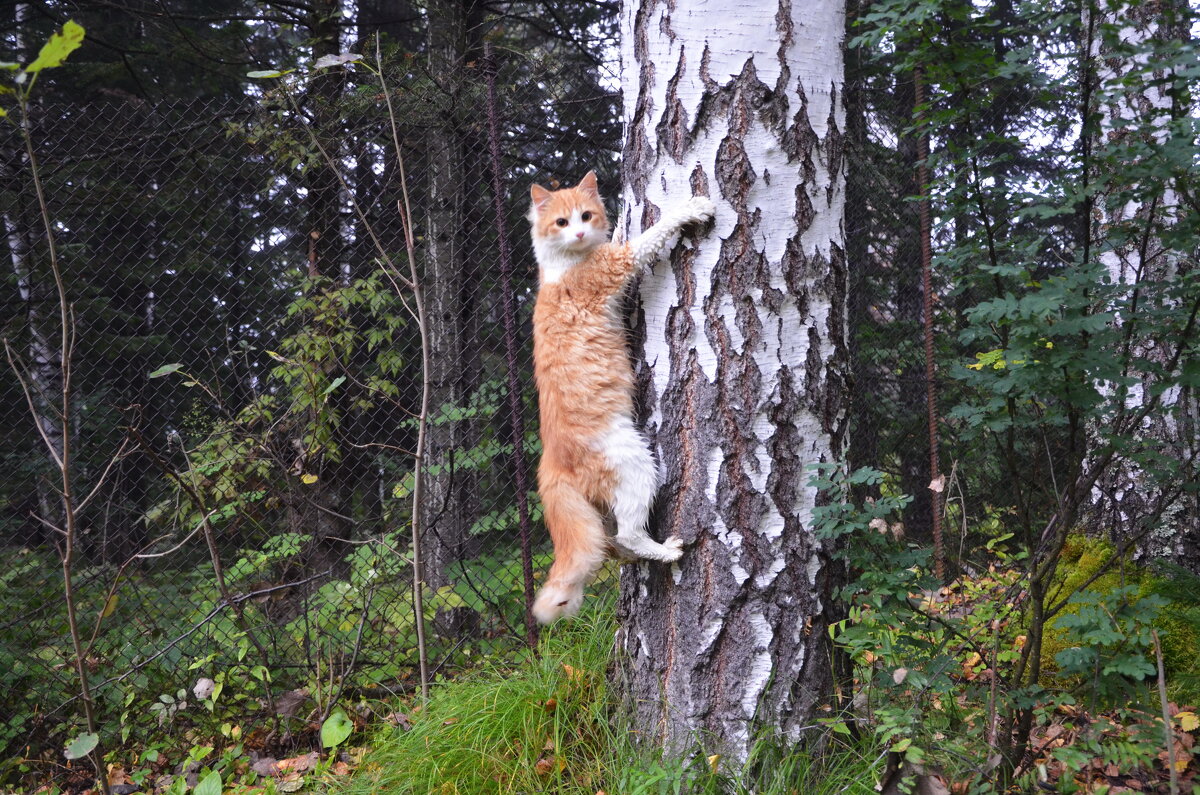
[{"left": 528, "top": 171, "right": 715, "bottom": 623}]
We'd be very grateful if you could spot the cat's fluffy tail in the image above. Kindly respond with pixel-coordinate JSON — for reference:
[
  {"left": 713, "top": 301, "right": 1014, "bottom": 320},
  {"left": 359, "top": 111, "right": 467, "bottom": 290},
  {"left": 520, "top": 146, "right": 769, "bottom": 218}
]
[{"left": 533, "top": 479, "right": 608, "bottom": 624}]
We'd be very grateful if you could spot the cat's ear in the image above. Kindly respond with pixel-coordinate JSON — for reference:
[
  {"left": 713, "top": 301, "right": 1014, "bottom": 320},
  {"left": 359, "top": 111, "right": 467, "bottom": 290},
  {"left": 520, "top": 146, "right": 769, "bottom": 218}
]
[
  {"left": 530, "top": 184, "right": 552, "bottom": 217},
  {"left": 577, "top": 170, "right": 600, "bottom": 197}
]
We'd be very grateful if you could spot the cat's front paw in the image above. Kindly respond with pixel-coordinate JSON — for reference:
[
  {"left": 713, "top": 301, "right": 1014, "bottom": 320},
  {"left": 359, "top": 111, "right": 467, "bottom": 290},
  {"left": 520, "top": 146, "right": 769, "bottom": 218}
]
[{"left": 683, "top": 196, "right": 716, "bottom": 226}]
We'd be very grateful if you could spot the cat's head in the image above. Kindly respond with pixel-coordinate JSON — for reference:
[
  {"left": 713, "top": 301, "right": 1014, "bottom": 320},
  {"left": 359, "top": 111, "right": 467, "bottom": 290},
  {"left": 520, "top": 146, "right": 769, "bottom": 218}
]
[{"left": 528, "top": 171, "right": 611, "bottom": 257}]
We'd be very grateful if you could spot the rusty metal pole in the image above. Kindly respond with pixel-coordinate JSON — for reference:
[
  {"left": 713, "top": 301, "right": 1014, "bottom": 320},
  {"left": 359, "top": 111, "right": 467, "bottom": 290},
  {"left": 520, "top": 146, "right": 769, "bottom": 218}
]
[
  {"left": 914, "top": 66, "right": 946, "bottom": 583},
  {"left": 483, "top": 44, "right": 539, "bottom": 648}
]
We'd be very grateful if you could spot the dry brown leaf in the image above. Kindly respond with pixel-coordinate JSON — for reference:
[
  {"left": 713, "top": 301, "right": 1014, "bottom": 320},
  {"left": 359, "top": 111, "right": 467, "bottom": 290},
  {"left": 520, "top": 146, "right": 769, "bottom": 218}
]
[
  {"left": 331, "top": 761, "right": 351, "bottom": 776},
  {"left": 276, "top": 752, "right": 318, "bottom": 774},
  {"left": 534, "top": 757, "right": 553, "bottom": 776},
  {"left": 544, "top": 698, "right": 557, "bottom": 712},
  {"left": 250, "top": 757, "right": 279, "bottom": 777}
]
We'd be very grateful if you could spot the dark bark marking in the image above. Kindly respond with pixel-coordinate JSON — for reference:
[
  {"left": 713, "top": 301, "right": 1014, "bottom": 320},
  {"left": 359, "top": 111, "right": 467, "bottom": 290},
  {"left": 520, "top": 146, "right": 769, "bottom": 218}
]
[{"left": 656, "top": 46, "right": 690, "bottom": 163}]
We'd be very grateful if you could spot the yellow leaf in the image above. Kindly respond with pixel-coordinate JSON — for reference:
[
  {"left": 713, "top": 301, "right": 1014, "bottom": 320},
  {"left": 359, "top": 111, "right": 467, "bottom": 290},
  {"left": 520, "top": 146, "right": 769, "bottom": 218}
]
[
  {"left": 300, "top": 473, "right": 318, "bottom": 484},
  {"left": 26, "top": 20, "right": 85, "bottom": 73},
  {"left": 101, "top": 594, "right": 118, "bottom": 619},
  {"left": 707, "top": 754, "right": 720, "bottom": 774},
  {"left": 1176, "top": 711, "right": 1198, "bottom": 732}
]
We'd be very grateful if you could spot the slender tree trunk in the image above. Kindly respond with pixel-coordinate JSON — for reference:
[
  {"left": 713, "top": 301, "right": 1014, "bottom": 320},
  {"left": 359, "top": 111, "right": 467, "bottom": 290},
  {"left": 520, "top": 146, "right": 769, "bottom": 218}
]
[
  {"left": 617, "top": 0, "right": 849, "bottom": 761},
  {"left": 422, "top": 0, "right": 484, "bottom": 599},
  {"left": 1087, "top": 0, "right": 1199, "bottom": 570}
]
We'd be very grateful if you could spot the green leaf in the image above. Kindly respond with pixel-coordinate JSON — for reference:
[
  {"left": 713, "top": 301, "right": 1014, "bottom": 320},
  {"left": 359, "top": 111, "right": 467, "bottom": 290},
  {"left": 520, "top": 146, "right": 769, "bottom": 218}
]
[
  {"left": 148, "top": 363, "right": 183, "bottom": 378},
  {"left": 193, "top": 770, "right": 222, "bottom": 795},
  {"left": 247, "top": 69, "right": 295, "bottom": 79},
  {"left": 64, "top": 732, "right": 98, "bottom": 760},
  {"left": 321, "top": 708, "right": 354, "bottom": 748},
  {"left": 26, "top": 20, "right": 85, "bottom": 74},
  {"left": 323, "top": 375, "right": 347, "bottom": 396}
]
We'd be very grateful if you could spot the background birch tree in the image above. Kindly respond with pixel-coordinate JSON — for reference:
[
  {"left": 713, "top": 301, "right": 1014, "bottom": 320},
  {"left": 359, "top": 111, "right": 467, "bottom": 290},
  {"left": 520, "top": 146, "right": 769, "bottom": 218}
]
[
  {"left": 616, "top": 0, "right": 849, "bottom": 760},
  {"left": 1086, "top": 0, "right": 1200, "bottom": 571}
]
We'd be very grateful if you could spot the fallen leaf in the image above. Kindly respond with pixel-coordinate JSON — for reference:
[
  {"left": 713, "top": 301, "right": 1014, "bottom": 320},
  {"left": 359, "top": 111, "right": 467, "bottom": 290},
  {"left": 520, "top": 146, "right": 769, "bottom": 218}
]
[
  {"left": 893, "top": 667, "right": 908, "bottom": 685},
  {"left": 276, "top": 752, "right": 318, "bottom": 774},
  {"left": 929, "top": 474, "right": 946, "bottom": 493},
  {"left": 250, "top": 757, "right": 279, "bottom": 777},
  {"left": 331, "top": 761, "right": 351, "bottom": 776},
  {"left": 1177, "top": 712, "right": 1199, "bottom": 732},
  {"left": 275, "top": 688, "right": 309, "bottom": 717},
  {"left": 107, "top": 766, "right": 130, "bottom": 786},
  {"left": 535, "top": 757, "right": 553, "bottom": 776},
  {"left": 544, "top": 698, "right": 557, "bottom": 712}
]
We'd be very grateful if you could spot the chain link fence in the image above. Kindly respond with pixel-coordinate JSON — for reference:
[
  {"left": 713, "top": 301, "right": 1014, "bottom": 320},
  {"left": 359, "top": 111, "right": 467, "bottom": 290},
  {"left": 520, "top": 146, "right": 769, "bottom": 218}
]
[{"left": 0, "top": 48, "right": 948, "bottom": 786}]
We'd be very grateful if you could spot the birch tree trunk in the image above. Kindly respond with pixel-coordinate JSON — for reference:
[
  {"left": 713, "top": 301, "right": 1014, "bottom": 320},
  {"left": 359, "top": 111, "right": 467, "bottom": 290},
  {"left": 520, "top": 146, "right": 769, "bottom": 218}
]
[
  {"left": 617, "top": 0, "right": 849, "bottom": 761},
  {"left": 1087, "top": 0, "right": 1199, "bottom": 571},
  {"left": 5, "top": 2, "right": 64, "bottom": 534}
]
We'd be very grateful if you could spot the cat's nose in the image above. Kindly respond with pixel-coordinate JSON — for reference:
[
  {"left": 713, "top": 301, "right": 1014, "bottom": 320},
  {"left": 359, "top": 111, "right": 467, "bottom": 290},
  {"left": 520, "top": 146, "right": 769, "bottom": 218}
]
[{"left": 575, "top": 231, "right": 585, "bottom": 240}]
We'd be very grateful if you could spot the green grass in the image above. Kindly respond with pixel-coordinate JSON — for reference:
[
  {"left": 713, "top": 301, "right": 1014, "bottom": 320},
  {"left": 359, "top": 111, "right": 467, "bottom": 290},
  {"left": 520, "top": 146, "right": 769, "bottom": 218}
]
[{"left": 333, "top": 593, "right": 884, "bottom": 795}]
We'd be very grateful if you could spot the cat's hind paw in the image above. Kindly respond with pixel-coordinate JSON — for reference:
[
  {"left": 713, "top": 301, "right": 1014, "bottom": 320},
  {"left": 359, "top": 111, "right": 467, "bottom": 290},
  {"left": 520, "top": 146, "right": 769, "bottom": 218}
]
[
  {"left": 659, "top": 535, "right": 685, "bottom": 562},
  {"left": 683, "top": 196, "right": 716, "bottom": 225}
]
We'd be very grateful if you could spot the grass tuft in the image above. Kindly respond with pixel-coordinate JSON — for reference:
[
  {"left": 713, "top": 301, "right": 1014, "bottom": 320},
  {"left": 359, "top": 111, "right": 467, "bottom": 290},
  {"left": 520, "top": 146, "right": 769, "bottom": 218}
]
[{"left": 336, "top": 592, "right": 883, "bottom": 794}]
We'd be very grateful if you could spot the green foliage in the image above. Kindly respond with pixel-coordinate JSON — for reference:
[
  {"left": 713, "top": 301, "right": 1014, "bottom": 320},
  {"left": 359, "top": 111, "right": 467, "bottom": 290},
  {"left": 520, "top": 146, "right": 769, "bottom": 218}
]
[
  {"left": 1042, "top": 537, "right": 1200, "bottom": 704},
  {"left": 338, "top": 595, "right": 886, "bottom": 795},
  {"left": 1053, "top": 586, "right": 1164, "bottom": 702}
]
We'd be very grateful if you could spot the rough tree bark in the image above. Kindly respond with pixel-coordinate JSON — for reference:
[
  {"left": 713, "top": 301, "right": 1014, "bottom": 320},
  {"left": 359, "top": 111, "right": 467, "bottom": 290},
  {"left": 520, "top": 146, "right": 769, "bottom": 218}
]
[
  {"left": 422, "top": 0, "right": 485, "bottom": 599},
  {"left": 1087, "top": 0, "right": 1199, "bottom": 571},
  {"left": 617, "top": 0, "right": 849, "bottom": 761}
]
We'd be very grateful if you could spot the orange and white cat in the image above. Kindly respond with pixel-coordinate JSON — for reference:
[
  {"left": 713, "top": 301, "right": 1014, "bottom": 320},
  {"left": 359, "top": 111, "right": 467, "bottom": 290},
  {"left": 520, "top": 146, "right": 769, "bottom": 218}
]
[{"left": 528, "top": 170, "right": 715, "bottom": 623}]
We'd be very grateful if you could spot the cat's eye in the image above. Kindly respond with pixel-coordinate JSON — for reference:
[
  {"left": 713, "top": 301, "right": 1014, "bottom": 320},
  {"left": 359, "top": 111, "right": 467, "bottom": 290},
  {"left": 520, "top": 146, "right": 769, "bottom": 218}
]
[
  {"left": 581, "top": 212, "right": 592, "bottom": 222},
  {"left": 555, "top": 218, "right": 568, "bottom": 227}
]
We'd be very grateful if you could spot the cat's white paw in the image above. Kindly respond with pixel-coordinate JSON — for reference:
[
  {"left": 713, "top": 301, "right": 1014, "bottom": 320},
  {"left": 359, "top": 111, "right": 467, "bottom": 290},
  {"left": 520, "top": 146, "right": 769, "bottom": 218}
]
[
  {"left": 684, "top": 196, "right": 716, "bottom": 225},
  {"left": 660, "top": 535, "right": 685, "bottom": 562}
]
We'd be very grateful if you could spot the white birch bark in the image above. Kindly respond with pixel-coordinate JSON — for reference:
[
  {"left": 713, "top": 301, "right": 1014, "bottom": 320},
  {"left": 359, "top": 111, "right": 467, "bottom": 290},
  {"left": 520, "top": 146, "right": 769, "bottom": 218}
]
[
  {"left": 617, "top": 0, "right": 848, "bottom": 760},
  {"left": 1088, "top": 0, "right": 1198, "bottom": 568}
]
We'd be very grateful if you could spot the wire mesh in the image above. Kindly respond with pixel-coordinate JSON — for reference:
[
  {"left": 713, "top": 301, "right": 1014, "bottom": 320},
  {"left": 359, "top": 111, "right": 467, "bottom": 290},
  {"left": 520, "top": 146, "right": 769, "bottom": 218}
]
[{"left": 0, "top": 42, "right": 952, "bottom": 786}]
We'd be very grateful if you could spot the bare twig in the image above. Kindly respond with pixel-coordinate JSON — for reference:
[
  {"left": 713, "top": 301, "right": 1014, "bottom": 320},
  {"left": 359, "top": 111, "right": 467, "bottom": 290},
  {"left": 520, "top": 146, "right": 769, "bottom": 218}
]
[
  {"left": 375, "top": 36, "right": 431, "bottom": 700},
  {"left": 1152, "top": 630, "right": 1180, "bottom": 795},
  {"left": 11, "top": 83, "right": 113, "bottom": 795}
]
